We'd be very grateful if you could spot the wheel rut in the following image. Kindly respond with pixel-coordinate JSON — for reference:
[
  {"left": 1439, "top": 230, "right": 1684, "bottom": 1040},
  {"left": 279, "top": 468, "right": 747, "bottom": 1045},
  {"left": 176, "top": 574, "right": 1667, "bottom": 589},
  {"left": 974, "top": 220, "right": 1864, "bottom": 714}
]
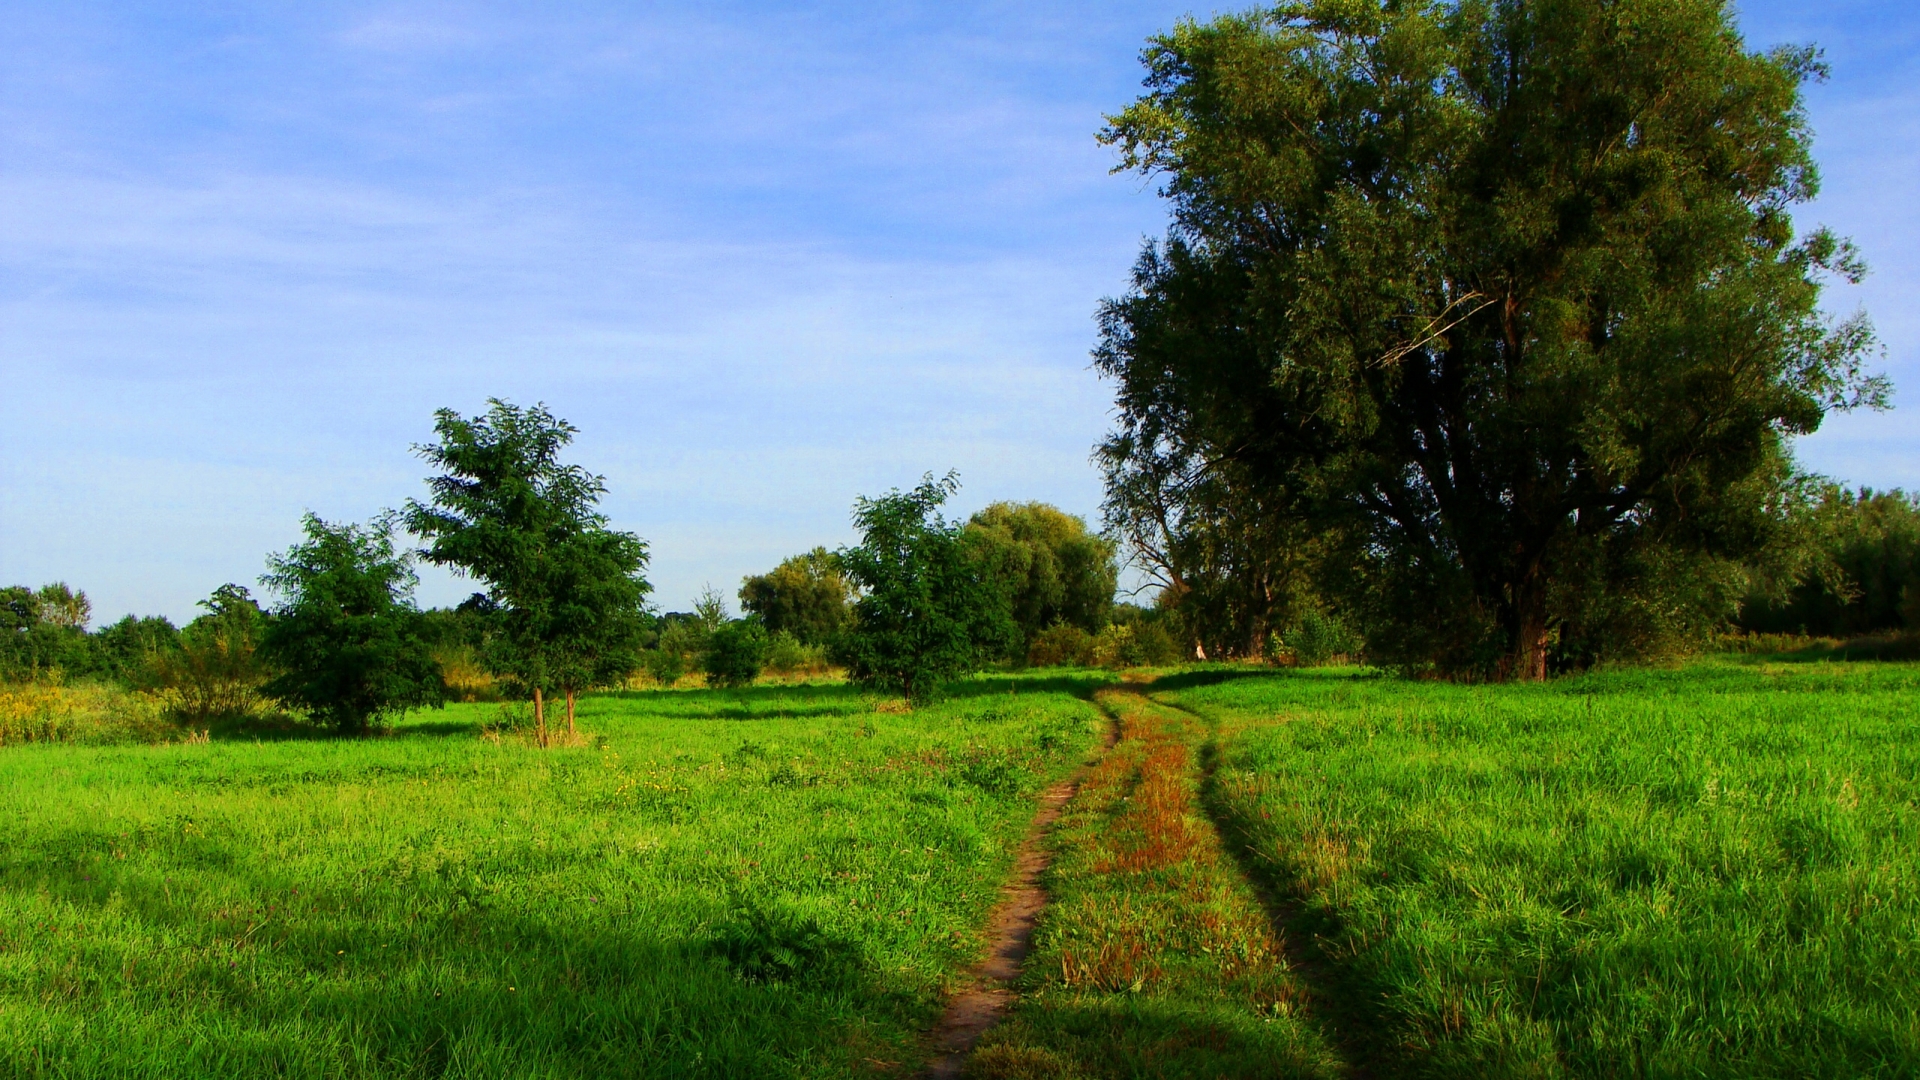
[
  {"left": 917, "top": 700, "right": 1122, "bottom": 1080},
  {"left": 1147, "top": 686, "right": 1383, "bottom": 1079}
]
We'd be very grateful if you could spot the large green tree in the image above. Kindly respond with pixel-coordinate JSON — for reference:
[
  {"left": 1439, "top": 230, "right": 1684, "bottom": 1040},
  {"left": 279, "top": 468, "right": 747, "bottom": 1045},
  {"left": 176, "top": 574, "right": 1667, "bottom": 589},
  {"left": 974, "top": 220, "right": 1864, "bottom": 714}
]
[
  {"left": 405, "top": 400, "right": 651, "bottom": 743},
  {"left": 1098, "top": 0, "right": 1885, "bottom": 679},
  {"left": 259, "top": 513, "right": 446, "bottom": 734},
  {"left": 962, "top": 502, "right": 1118, "bottom": 651},
  {"left": 834, "top": 474, "right": 1015, "bottom": 702}
]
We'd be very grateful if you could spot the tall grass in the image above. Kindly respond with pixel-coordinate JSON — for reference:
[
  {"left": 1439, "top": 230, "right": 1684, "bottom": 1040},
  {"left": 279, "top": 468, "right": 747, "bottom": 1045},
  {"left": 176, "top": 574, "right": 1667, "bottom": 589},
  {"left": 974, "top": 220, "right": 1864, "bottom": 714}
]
[
  {"left": 0, "top": 674, "right": 1110, "bottom": 1078},
  {"left": 0, "top": 682, "right": 175, "bottom": 746},
  {"left": 1169, "top": 660, "right": 1920, "bottom": 1078}
]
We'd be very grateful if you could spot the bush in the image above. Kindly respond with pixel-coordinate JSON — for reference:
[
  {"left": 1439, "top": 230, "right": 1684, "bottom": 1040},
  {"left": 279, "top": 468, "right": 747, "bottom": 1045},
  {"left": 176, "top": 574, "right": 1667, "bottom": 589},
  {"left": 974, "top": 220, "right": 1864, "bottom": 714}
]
[
  {"left": 152, "top": 585, "right": 270, "bottom": 723},
  {"left": 1089, "top": 620, "right": 1184, "bottom": 669},
  {"left": 1276, "top": 611, "right": 1361, "bottom": 667},
  {"left": 1026, "top": 624, "right": 1094, "bottom": 667},
  {"left": 259, "top": 514, "right": 448, "bottom": 734},
  {"left": 763, "top": 631, "right": 832, "bottom": 678},
  {"left": 702, "top": 619, "right": 769, "bottom": 689}
]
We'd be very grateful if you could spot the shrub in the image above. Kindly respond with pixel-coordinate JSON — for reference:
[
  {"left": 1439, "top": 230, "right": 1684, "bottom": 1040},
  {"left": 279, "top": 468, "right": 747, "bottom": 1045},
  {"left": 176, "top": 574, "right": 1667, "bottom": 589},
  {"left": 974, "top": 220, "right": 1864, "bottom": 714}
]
[
  {"left": 764, "top": 630, "right": 832, "bottom": 678},
  {"left": 152, "top": 585, "right": 270, "bottom": 723},
  {"left": 1090, "top": 621, "right": 1184, "bottom": 668},
  {"left": 259, "top": 514, "right": 448, "bottom": 734},
  {"left": 1027, "top": 624, "right": 1094, "bottom": 667},
  {"left": 1276, "top": 611, "right": 1361, "bottom": 667},
  {"left": 702, "top": 619, "right": 769, "bottom": 689}
]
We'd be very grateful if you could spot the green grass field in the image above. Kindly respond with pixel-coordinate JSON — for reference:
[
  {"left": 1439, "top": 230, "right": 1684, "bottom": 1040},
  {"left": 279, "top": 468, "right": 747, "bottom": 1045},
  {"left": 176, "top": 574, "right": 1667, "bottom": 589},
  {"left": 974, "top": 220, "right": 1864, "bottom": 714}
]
[
  {"left": 6, "top": 659, "right": 1918, "bottom": 1079},
  {"left": 0, "top": 675, "right": 1110, "bottom": 1078},
  {"left": 1168, "top": 660, "right": 1920, "bottom": 1079}
]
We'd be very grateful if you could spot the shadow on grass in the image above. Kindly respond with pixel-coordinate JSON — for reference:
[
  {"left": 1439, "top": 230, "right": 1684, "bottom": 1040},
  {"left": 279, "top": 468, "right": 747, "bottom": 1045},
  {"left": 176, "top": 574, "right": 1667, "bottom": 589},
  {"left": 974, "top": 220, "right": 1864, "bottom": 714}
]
[
  {"left": 976, "top": 994, "right": 1341, "bottom": 1080},
  {"left": 199, "top": 714, "right": 485, "bottom": 743},
  {"left": 943, "top": 671, "right": 1119, "bottom": 702},
  {"left": 1721, "top": 632, "right": 1920, "bottom": 664},
  {"left": 5, "top": 858, "right": 922, "bottom": 1078},
  {"left": 1165, "top": 687, "right": 1416, "bottom": 1080}
]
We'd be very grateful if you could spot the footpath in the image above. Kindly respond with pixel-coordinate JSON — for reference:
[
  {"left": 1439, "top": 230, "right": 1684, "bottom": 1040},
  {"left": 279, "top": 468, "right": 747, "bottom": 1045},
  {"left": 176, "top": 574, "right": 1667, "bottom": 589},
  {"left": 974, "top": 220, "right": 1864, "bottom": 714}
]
[{"left": 921, "top": 678, "right": 1362, "bottom": 1079}]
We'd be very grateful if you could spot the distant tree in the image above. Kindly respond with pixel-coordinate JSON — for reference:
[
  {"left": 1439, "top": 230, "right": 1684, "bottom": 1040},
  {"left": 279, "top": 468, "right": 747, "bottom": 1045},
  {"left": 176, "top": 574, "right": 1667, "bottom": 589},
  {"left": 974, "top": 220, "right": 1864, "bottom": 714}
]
[
  {"left": 692, "top": 585, "right": 730, "bottom": 633},
  {"left": 93, "top": 615, "right": 182, "bottom": 687},
  {"left": 0, "top": 584, "right": 99, "bottom": 680},
  {"left": 1097, "top": 0, "right": 1887, "bottom": 678},
  {"left": 404, "top": 400, "right": 651, "bottom": 745},
  {"left": 834, "top": 473, "right": 1015, "bottom": 702},
  {"left": 258, "top": 513, "right": 446, "bottom": 734},
  {"left": 34, "top": 584, "right": 90, "bottom": 632},
  {"left": 962, "top": 503, "right": 1117, "bottom": 652},
  {"left": 739, "top": 548, "right": 854, "bottom": 645},
  {"left": 1740, "top": 487, "right": 1920, "bottom": 637},
  {"left": 703, "top": 617, "right": 769, "bottom": 689}
]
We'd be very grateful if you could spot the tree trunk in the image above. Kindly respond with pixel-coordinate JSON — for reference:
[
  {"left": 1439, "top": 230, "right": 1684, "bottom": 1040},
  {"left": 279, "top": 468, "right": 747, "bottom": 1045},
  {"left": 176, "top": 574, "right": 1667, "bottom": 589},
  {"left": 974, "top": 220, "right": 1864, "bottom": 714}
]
[
  {"left": 533, "top": 686, "right": 547, "bottom": 748},
  {"left": 1510, "top": 576, "right": 1550, "bottom": 683},
  {"left": 565, "top": 689, "right": 576, "bottom": 738}
]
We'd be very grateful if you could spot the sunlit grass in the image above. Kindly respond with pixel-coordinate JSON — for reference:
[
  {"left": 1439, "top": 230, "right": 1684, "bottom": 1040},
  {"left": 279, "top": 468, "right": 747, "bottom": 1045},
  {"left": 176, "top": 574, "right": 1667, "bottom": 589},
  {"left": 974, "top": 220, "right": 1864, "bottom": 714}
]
[
  {"left": 1171, "top": 659, "right": 1920, "bottom": 1078},
  {"left": 969, "top": 686, "right": 1343, "bottom": 1079},
  {"left": 0, "top": 674, "right": 1111, "bottom": 1078}
]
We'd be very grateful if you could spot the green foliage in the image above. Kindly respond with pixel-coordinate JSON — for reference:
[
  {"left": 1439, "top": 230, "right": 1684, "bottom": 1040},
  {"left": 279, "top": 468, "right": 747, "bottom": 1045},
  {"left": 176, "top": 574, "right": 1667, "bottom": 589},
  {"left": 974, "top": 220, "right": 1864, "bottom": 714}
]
[
  {"left": 404, "top": 400, "right": 652, "bottom": 734},
  {"left": 708, "top": 900, "right": 858, "bottom": 984},
  {"left": 92, "top": 615, "right": 182, "bottom": 687},
  {"left": 151, "top": 584, "right": 269, "bottom": 723},
  {"left": 961, "top": 503, "right": 1117, "bottom": 653},
  {"left": 1741, "top": 486, "right": 1920, "bottom": 636},
  {"left": 738, "top": 548, "right": 854, "bottom": 645},
  {"left": 258, "top": 514, "right": 447, "bottom": 734},
  {"left": 0, "top": 584, "right": 102, "bottom": 681},
  {"left": 701, "top": 618, "right": 768, "bottom": 689},
  {"left": 1088, "top": 620, "right": 1183, "bottom": 669},
  {"left": 1274, "top": 611, "right": 1361, "bottom": 668},
  {"left": 1026, "top": 623, "right": 1094, "bottom": 667},
  {"left": 1097, "top": 0, "right": 1886, "bottom": 679},
  {"left": 0, "top": 677, "right": 1105, "bottom": 1075},
  {"left": 834, "top": 473, "right": 1016, "bottom": 702},
  {"left": 637, "top": 615, "right": 699, "bottom": 687},
  {"left": 763, "top": 630, "right": 831, "bottom": 678}
]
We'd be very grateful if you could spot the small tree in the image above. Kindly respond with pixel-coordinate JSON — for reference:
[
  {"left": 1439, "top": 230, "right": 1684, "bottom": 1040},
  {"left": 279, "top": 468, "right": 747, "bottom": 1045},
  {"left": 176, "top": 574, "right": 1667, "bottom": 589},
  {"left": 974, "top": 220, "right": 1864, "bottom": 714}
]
[
  {"left": 155, "top": 585, "right": 270, "bottom": 723},
  {"left": 259, "top": 514, "right": 446, "bottom": 734},
  {"left": 703, "top": 618, "right": 769, "bottom": 689},
  {"left": 404, "top": 400, "right": 651, "bottom": 745},
  {"left": 834, "top": 473, "right": 1014, "bottom": 702}
]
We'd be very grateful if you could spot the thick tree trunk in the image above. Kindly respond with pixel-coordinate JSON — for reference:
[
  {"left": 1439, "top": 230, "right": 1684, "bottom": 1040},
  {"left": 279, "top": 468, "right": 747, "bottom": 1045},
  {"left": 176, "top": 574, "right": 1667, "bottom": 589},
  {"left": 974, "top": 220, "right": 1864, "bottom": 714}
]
[
  {"left": 1510, "top": 576, "right": 1550, "bottom": 682},
  {"left": 533, "top": 686, "right": 547, "bottom": 748}
]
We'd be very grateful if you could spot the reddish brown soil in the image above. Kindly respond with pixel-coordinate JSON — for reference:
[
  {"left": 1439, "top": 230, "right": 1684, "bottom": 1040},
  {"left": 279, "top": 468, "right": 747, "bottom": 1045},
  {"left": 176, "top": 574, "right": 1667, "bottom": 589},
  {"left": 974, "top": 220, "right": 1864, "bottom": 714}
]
[{"left": 917, "top": 711, "right": 1120, "bottom": 1079}]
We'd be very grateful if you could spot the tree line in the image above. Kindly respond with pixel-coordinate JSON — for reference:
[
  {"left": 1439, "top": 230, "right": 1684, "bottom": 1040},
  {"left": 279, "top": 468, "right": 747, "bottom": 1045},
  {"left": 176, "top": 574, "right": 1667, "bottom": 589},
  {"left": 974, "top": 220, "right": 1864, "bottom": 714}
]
[
  {"left": 10, "top": 0, "right": 1906, "bottom": 694},
  {"left": 2, "top": 400, "right": 1169, "bottom": 736}
]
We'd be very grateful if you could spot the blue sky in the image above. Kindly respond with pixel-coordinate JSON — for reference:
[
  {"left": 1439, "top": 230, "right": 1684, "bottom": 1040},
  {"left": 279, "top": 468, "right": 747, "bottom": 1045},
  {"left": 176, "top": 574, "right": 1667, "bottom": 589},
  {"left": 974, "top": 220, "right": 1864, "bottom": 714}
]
[{"left": 2, "top": 2, "right": 1915, "bottom": 624}]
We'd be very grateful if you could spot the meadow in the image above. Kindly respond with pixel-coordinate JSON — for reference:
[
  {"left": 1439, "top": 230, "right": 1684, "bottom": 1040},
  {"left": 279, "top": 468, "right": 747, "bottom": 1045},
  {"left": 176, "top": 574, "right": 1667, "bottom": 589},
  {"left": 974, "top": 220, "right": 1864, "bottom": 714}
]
[
  {"left": 6, "top": 658, "right": 1919, "bottom": 1080},
  {"left": 0, "top": 674, "right": 1110, "bottom": 1078},
  {"left": 1168, "top": 660, "right": 1920, "bottom": 1079}
]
